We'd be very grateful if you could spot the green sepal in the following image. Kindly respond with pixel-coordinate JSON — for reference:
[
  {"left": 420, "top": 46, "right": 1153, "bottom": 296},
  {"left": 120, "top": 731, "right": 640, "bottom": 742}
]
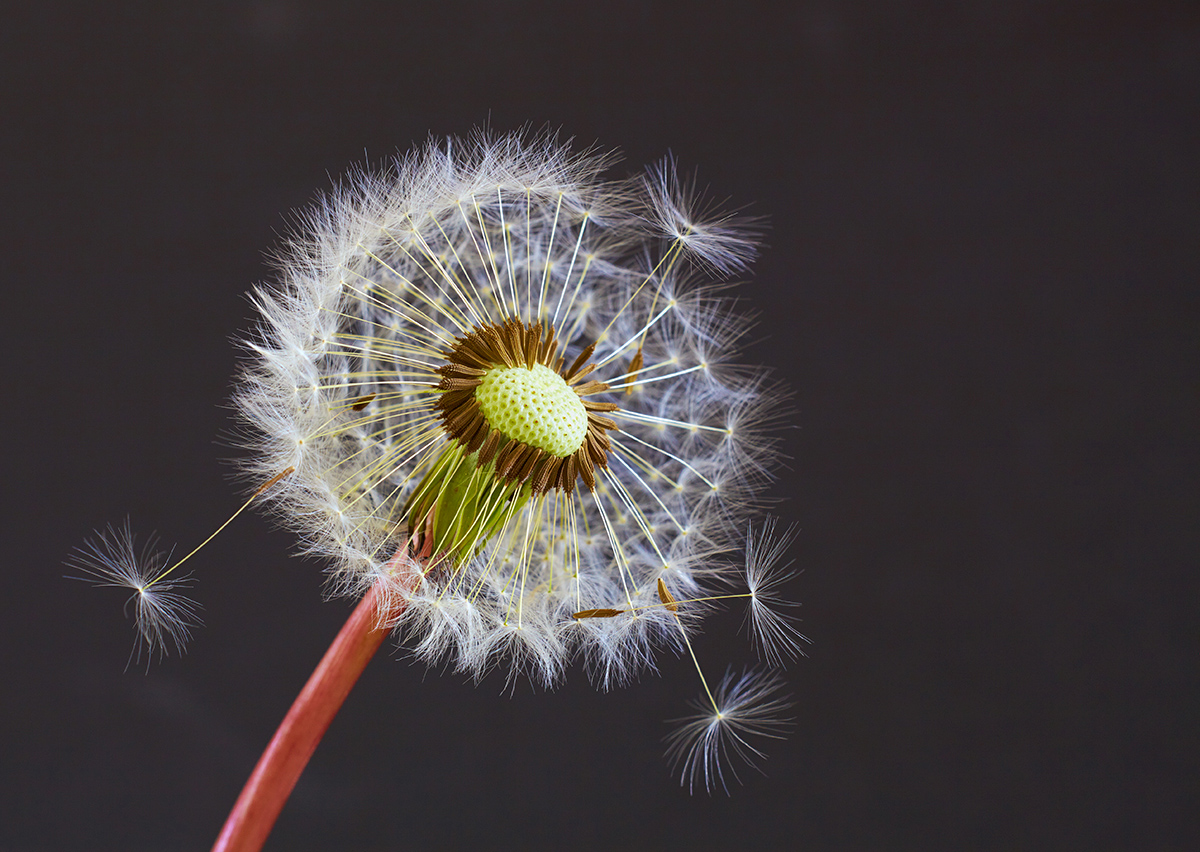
[{"left": 403, "top": 442, "right": 531, "bottom": 567}]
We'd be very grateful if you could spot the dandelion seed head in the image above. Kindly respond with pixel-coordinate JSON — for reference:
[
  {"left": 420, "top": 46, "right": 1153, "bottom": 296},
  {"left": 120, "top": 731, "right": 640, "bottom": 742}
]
[{"left": 237, "top": 127, "right": 787, "bottom": 689}]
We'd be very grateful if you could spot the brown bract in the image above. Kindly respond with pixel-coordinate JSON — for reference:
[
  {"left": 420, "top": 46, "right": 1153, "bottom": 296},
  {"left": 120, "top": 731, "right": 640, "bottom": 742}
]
[{"left": 433, "top": 318, "right": 620, "bottom": 494}]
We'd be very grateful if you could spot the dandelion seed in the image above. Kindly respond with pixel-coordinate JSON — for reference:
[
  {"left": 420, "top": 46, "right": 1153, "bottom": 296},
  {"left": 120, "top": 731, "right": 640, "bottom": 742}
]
[
  {"left": 67, "top": 522, "right": 200, "bottom": 665},
  {"left": 744, "top": 519, "right": 810, "bottom": 667},
  {"left": 69, "top": 469, "right": 293, "bottom": 664},
  {"left": 666, "top": 668, "right": 794, "bottom": 795},
  {"left": 642, "top": 154, "right": 761, "bottom": 274}
]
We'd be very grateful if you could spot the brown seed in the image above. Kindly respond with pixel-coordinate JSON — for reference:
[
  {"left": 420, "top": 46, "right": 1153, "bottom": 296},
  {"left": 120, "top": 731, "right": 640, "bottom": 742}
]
[
  {"left": 571, "top": 608, "right": 625, "bottom": 619},
  {"left": 657, "top": 578, "right": 678, "bottom": 613}
]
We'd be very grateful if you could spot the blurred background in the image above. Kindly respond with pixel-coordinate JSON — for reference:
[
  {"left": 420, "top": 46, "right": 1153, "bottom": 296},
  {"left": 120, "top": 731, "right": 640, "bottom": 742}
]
[{"left": 3, "top": 2, "right": 1196, "bottom": 849}]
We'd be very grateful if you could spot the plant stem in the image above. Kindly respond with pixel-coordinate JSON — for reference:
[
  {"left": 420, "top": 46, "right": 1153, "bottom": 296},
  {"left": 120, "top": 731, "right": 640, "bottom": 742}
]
[{"left": 211, "top": 576, "right": 403, "bottom": 852}]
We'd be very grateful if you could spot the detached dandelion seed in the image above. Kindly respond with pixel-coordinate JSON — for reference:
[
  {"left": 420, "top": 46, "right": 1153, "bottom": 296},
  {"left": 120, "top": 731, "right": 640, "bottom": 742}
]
[
  {"left": 67, "top": 522, "right": 200, "bottom": 665},
  {"left": 666, "top": 668, "right": 795, "bottom": 795},
  {"left": 69, "top": 468, "right": 292, "bottom": 664}
]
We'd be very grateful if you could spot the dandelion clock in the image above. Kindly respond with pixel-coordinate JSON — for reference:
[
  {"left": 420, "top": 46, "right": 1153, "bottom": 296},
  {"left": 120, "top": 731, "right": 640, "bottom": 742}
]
[{"left": 71, "top": 128, "right": 807, "bottom": 851}]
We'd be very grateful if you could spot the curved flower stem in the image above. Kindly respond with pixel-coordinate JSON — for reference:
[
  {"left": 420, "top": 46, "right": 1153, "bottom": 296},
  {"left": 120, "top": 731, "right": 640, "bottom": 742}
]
[{"left": 211, "top": 576, "right": 404, "bottom": 852}]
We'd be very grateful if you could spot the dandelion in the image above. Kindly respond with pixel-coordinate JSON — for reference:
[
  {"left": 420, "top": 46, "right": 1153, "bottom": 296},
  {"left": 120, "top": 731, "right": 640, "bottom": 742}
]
[
  {"left": 77, "top": 128, "right": 805, "bottom": 848},
  {"left": 238, "top": 128, "right": 788, "bottom": 682}
]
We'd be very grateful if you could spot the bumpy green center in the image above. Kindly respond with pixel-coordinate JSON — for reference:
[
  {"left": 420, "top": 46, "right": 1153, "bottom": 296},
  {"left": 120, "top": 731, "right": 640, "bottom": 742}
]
[{"left": 475, "top": 363, "right": 588, "bottom": 457}]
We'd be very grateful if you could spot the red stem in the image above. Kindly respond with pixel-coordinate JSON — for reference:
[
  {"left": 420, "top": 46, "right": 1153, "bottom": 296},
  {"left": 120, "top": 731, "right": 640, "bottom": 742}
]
[{"left": 211, "top": 577, "right": 404, "bottom": 852}]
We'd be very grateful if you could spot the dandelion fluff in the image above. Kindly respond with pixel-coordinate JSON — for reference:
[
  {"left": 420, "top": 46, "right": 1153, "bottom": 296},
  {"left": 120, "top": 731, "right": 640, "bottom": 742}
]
[
  {"left": 744, "top": 519, "right": 811, "bottom": 667},
  {"left": 666, "top": 668, "right": 794, "bottom": 795},
  {"left": 68, "top": 522, "right": 200, "bottom": 664}
]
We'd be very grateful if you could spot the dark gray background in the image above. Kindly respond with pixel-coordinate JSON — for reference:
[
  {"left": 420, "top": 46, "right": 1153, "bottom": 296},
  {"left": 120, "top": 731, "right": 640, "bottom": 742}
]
[{"left": 4, "top": 2, "right": 1196, "bottom": 849}]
